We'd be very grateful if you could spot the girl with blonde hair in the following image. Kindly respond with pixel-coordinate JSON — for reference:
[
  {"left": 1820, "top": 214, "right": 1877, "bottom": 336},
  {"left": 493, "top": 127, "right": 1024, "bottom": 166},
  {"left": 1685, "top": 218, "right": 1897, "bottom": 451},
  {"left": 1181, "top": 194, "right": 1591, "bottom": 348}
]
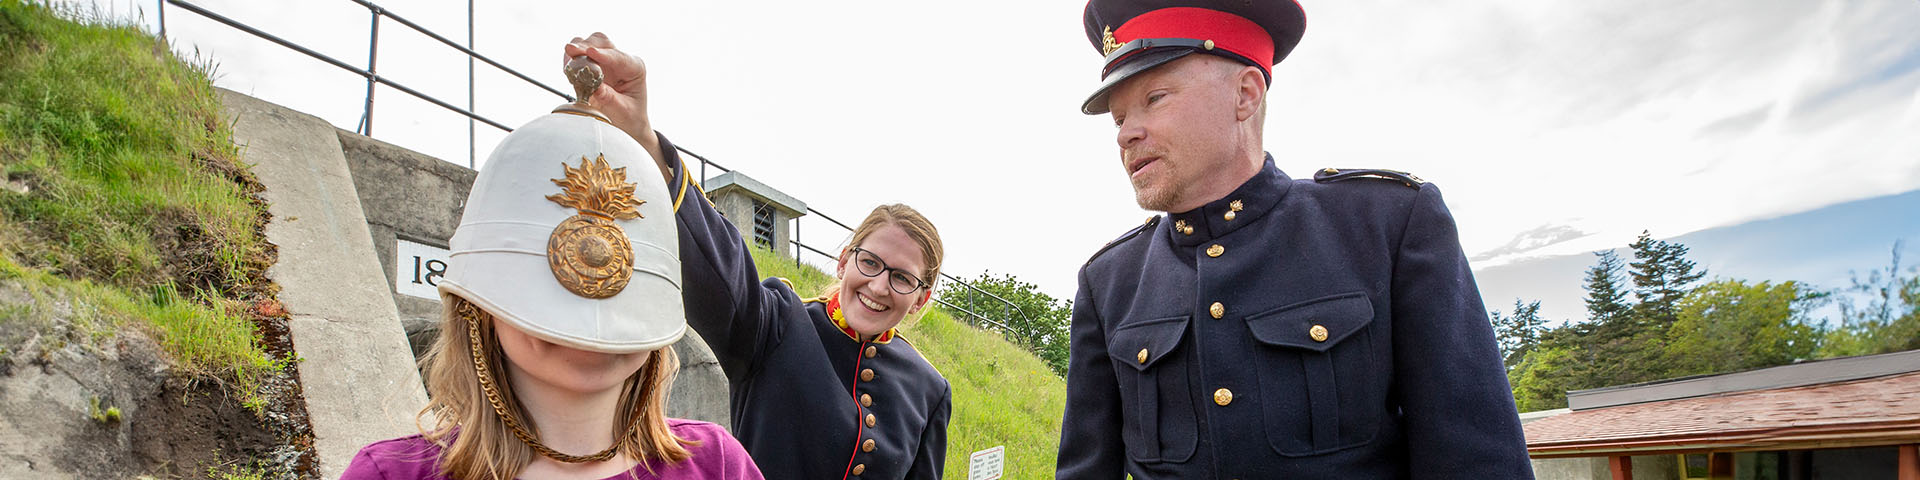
[{"left": 341, "top": 54, "right": 762, "bottom": 480}]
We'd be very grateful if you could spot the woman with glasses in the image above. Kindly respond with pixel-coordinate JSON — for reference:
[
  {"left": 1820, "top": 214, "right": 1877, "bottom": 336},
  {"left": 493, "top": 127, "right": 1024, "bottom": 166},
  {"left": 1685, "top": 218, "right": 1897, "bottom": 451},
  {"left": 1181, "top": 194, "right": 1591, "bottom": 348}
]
[{"left": 562, "top": 34, "right": 953, "bottom": 480}]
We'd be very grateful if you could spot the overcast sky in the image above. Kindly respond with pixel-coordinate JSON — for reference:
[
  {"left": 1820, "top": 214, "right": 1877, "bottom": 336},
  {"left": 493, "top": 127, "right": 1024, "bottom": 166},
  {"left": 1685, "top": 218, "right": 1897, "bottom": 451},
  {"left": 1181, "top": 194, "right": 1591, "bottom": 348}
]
[{"left": 71, "top": 0, "right": 1920, "bottom": 306}]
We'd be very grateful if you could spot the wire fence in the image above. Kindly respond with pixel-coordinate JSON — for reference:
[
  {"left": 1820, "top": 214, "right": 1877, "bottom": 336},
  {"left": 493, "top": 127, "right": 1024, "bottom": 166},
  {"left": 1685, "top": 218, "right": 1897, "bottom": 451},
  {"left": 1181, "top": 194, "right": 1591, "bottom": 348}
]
[{"left": 157, "top": 0, "right": 1032, "bottom": 334}]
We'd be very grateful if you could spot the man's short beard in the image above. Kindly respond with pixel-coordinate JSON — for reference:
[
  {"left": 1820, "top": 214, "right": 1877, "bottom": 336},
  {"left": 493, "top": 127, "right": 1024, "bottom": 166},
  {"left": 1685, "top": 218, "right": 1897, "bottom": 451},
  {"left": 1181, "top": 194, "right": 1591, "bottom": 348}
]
[{"left": 1132, "top": 180, "right": 1182, "bottom": 212}]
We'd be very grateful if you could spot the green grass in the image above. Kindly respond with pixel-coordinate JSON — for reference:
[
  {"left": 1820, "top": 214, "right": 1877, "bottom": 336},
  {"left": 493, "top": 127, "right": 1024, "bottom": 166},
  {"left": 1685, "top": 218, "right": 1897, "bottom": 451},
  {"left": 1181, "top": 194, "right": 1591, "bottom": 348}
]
[
  {"left": 0, "top": 0, "right": 283, "bottom": 410},
  {"left": 0, "top": 255, "right": 287, "bottom": 410},
  {"left": 0, "top": 0, "right": 267, "bottom": 295},
  {"left": 750, "top": 247, "right": 1067, "bottom": 478}
]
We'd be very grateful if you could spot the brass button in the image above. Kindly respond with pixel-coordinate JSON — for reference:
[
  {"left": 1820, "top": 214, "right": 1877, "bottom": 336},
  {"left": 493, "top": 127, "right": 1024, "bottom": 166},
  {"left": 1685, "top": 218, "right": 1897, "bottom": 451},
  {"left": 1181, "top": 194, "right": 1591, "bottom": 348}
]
[
  {"left": 1229, "top": 199, "right": 1243, "bottom": 212},
  {"left": 864, "top": 345, "right": 877, "bottom": 358},
  {"left": 1174, "top": 219, "right": 1194, "bottom": 235},
  {"left": 862, "top": 438, "right": 876, "bottom": 452},
  {"left": 861, "top": 368, "right": 875, "bottom": 382},
  {"left": 1136, "top": 348, "right": 1149, "bottom": 364},
  {"left": 1214, "top": 388, "right": 1234, "bottom": 406},
  {"left": 1202, "top": 39, "right": 1215, "bottom": 50},
  {"left": 1224, "top": 210, "right": 1237, "bottom": 221},
  {"left": 1310, "top": 324, "right": 1329, "bottom": 342},
  {"left": 865, "top": 413, "right": 876, "bottom": 427},
  {"left": 1209, "top": 302, "right": 1224, "bottom": 319},
  {"left": 1322, "top": 167, "right": 1340, "bottom": 175},
  {"left": 1206, "top": 244, "right": 1224, "bottom": 257},
  {"left": 860, "top": 394, "right": 872, "bottom": 407},
  {"left": 852, "top": 464, "right": 866, "bottom": 475}
]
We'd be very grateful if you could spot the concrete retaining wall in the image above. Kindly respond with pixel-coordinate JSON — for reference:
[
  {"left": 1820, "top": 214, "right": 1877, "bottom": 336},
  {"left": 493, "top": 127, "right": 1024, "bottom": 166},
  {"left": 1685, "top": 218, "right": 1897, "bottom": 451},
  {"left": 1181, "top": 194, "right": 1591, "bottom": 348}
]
[{"left": 221, "top": 89, "right": 429, "bottom": 480}]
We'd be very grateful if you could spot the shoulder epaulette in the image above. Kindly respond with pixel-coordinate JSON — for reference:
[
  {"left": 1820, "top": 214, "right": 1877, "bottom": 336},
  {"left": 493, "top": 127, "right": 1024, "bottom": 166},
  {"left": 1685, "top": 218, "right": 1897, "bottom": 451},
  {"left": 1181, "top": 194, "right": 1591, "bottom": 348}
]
[
  {"left": 1085, "top": 216, "right": 1160, "bottom": 266},
  {"left": 1312, "top": 167, "right": 1425, "bottom": 188}
]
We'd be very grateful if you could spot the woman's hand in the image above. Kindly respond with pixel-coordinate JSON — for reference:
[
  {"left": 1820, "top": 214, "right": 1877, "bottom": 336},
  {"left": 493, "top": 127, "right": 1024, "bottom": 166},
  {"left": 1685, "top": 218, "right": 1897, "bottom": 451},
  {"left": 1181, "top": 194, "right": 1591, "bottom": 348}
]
[{"left": 564, "top": 33, "right": 669, "bottom": 181}]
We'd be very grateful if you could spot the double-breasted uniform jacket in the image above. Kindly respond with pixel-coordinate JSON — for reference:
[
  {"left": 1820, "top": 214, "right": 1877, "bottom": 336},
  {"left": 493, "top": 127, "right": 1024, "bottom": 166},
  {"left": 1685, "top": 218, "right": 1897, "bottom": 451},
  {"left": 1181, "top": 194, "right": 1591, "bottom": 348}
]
[
  {"left": 1055, "top": 157, "right": 1534, "bottom": 479},
  {"left": 659, "top": 132, "right": 952, "bottom": 480}
]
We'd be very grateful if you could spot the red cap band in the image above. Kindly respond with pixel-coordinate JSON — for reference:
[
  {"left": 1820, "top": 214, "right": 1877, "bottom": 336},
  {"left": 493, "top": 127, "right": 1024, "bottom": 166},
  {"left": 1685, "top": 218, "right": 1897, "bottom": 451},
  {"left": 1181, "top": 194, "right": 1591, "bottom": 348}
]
[{"left": 1113, "top": 7, "right": 1276, "bottom": 77}]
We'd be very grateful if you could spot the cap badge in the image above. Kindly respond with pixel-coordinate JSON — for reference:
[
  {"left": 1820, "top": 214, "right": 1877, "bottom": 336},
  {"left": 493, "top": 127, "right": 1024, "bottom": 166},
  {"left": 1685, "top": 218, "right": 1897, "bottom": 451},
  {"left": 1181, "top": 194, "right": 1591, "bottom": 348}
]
[
  {"left": 1101, "top": 26, "right": 1123, "bottom": 56},
  {"left": 546, "top": 154, "right": 644, "bottom": 298}
]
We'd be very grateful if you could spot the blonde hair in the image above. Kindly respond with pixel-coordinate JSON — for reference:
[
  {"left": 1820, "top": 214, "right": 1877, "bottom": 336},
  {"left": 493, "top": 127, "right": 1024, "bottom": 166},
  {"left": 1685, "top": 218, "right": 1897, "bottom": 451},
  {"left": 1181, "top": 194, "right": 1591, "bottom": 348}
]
[
  {"left": 821, "top": 204, "right": 945, "bottom": 299},
  {"left": 416, "top": 295, "right": 694, "bottom": 480}
]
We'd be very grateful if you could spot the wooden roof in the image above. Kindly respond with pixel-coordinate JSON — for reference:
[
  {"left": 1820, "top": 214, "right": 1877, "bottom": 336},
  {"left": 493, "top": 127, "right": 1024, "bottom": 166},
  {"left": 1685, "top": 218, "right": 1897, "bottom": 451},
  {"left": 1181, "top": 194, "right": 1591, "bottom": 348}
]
[{"left": 1524, "top": 371, "right": 1920, "bottom": 458}]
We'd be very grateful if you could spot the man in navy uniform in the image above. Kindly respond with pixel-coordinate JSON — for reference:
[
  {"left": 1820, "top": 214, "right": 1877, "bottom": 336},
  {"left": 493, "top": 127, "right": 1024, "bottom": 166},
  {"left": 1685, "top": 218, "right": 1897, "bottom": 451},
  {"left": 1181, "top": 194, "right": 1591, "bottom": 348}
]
[{"left": 1054, "top": 1, "right": 1535, "bottom": 478}]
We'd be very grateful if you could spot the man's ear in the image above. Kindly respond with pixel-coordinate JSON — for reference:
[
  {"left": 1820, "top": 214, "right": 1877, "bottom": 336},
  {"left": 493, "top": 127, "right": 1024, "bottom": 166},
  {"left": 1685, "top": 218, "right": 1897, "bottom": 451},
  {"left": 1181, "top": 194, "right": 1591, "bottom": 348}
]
[{"left": 1235, "top": 65, "right": 1265, "bottom": 122}]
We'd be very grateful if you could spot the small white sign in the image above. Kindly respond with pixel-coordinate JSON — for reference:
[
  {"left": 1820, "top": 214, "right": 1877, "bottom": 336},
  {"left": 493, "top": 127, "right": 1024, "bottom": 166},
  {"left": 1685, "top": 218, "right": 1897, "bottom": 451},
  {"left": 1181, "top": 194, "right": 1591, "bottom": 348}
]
[
  {"left": 967, "top": 445, "right": 1005, "bottom": 480},
  {"left": 394, "top": 239, "right": 451, "bottom": 300}
]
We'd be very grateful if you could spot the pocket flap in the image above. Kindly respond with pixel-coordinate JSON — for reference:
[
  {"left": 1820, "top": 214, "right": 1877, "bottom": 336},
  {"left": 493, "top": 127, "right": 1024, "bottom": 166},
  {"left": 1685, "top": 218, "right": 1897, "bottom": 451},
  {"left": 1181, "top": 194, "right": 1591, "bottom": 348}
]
[
  {"left": 1246, "top": 293, "right": 1374, "bottom": 352},
  {"left": 1108, "top": 315, "right": 1190, "bottom": 371}
]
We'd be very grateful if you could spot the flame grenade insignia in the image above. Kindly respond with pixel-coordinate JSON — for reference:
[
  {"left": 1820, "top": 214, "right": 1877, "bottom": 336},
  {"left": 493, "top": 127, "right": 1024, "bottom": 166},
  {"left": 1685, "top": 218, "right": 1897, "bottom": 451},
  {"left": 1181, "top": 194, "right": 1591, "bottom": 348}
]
[
  {"left": 546, "top": 154, "right": 644, "bottom": 299},
  {"left": 1102, "top": 26, "right": 1123, "bottom": 56}
]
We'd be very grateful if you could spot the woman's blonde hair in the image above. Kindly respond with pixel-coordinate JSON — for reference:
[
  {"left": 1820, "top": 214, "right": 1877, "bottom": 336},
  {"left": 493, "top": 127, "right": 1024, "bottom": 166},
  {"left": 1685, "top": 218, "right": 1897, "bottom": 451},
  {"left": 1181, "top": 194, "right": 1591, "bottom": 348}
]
[
  {"left": 416, "top": 295, "right": 694, "bottom": 480},
  {"left": 822, "top": 204, "right": 945, "bottom": 299}
]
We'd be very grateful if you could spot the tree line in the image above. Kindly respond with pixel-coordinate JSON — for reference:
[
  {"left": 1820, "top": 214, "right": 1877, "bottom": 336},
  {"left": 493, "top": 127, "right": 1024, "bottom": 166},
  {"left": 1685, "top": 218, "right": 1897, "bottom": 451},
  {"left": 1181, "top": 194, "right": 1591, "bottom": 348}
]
[
  {"left": 1495, "top": 233, "right": 1920, "bottom": 412},
  {"left": 936, "top": 234, "right": 1920, "bottom": 396}
]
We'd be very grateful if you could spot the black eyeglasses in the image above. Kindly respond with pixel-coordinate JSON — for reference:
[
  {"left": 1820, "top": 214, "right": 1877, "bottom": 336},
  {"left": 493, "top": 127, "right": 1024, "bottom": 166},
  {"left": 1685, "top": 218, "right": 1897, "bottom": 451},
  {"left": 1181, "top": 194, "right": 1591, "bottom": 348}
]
[{"left": 850, "top": 247, "right": 929, "bottom": 295}]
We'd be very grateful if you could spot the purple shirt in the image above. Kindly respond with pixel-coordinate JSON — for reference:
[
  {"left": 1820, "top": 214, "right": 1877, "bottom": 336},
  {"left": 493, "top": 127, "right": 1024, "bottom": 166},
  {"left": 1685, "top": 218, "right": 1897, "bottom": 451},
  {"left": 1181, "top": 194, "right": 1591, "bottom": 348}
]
[{"left": 340, "top": 419, "right": 764, "bottom": 480}]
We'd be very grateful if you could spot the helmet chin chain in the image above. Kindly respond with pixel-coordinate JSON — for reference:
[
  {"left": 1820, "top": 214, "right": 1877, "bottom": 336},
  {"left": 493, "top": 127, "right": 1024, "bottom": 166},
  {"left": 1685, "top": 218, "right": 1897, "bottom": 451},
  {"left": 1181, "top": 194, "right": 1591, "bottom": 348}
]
[{"left": 462, "top": 300, "right": 640, "bottom": 463}]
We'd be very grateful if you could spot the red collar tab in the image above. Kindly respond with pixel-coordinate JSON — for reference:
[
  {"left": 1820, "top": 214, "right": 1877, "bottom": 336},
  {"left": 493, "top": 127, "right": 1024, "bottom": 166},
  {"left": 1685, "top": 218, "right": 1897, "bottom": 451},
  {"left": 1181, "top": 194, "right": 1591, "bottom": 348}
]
[
  {"left": 1108, "top": 7, "right": 1275, "bottom": 79},
  {"left": 826, "top": 292, "right": 895, "bottom": 344}
]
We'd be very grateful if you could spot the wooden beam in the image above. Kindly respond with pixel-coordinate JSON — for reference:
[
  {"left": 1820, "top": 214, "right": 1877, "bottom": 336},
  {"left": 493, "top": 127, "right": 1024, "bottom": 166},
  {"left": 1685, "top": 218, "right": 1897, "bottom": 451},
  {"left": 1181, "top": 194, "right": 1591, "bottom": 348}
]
[
  {"left": 1710, "top": 451, "right": 1735, "bottom": 479},
  {"left": 1899, "top": 444, "right": 1918, "bottom": 480},
  {"left": 1610, "top": 455, "right": 1633, "bottom": 480}
]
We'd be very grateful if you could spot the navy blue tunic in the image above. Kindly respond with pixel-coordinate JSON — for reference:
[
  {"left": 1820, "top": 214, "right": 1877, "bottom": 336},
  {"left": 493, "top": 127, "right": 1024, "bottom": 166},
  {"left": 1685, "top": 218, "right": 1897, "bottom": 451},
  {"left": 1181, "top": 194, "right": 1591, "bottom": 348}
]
[
  {"left": 1055, "top": 157, "right": 1534, "bottom": 479},
  {"left": 659, "top": 133, "right": 951, "bottom": 480}
]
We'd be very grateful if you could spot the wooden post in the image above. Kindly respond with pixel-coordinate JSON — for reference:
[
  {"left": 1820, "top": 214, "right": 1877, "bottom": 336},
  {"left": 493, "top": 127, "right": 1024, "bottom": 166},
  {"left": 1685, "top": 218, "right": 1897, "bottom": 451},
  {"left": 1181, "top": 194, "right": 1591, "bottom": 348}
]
[
  {"left": 1709, "top": 452, "right": 1734, "bottom": 479},
  {"left": 1786, "top": 450, "right": 1811, "bottom": 480},
  {"left": 1610, "top": 455, "right": 1634, "bottom": 480},
  {"left": 1899, "top": 444, "right": 1918, "bottom": 480}
]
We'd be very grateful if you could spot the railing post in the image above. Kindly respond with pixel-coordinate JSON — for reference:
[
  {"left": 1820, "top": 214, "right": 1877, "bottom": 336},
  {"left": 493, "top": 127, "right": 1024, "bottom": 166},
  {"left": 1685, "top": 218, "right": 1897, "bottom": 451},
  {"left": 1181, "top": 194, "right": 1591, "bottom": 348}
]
[
  {"left": 466, "top": 0, "right": 474, "bottom": 168},
  {"left": 361, "top": 6, "right": 380, "bottom": 136},
  {"left": 156, "top": 0, "right": 165, "bottom": 40},
  {"left": 967, "top": 285, "right": 977, "bottom": 325}
]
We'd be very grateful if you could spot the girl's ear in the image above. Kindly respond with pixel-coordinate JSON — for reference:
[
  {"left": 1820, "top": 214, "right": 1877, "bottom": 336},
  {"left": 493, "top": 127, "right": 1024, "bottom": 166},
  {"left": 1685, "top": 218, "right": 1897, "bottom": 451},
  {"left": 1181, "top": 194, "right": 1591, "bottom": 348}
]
[
  {"left": 834, "top": 248, "right": 849, "bottom": 278},
  {"left": 910, "top": 288, "right": 934, "bottom": 314}
]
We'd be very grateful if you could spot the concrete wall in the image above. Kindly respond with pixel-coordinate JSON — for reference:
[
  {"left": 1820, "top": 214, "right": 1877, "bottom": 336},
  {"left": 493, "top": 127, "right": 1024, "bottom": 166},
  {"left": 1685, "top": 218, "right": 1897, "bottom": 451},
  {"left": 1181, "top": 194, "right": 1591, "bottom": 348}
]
[
  {"left": 1531, "top": 456, "right": 1610, "bottom": 480},
  {"left": 708, "top": 190, "right": 795, "bottom": 258},
  {"left": 1530, "top": 455, "right": 1679, "bottom": 480},
  {"left": 221, "top": 89, "right": 430, "bottom": 480},
  {"left": 333, "top": 129, "right": 731, "bottom": 426}
]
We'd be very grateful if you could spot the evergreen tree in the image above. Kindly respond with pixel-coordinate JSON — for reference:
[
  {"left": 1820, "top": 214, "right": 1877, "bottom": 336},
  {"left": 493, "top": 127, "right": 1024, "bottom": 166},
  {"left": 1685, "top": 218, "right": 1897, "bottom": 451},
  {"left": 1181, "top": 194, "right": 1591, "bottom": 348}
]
[
  {"left": 1582, "top": 250, "right": 1633, "bottom": 330},
  {"left": 1490, "top": 299, "right": 1547, "bottom": 369},
  {"left": 1628, "top": 230, "right": 1707, "bottom": 329}
]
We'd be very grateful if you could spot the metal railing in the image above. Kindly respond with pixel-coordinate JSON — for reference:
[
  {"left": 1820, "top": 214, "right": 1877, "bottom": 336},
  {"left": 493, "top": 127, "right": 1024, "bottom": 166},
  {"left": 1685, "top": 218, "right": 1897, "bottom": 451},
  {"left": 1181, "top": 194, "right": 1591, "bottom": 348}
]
[{"left": 157, "top": 0, "right": 1035, "bottom": 336}]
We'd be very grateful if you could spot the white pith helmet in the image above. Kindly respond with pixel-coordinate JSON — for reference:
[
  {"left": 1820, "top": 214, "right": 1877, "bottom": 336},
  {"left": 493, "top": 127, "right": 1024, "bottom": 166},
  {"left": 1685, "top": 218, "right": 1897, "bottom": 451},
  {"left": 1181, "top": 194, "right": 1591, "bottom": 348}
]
[{"left": 437, "top": 57, "right": 683, "bottom": 354}]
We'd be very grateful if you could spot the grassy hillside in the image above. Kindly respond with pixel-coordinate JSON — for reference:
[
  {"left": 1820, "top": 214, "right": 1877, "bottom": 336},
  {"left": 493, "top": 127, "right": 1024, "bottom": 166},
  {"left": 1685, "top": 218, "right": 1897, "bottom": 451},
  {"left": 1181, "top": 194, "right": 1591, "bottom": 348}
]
[
  {"left": 0, "top": 0, "right": 292, "bottom": 437},
  {"left": 749, "top": 247, "right": 1067, "bottom": 478}
]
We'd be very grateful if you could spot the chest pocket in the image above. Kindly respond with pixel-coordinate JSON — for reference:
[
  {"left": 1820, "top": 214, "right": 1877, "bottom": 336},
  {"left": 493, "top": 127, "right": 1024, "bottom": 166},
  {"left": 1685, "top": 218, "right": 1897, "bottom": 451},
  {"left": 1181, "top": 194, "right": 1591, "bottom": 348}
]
[
  {"left": 1244, "top": 292, "right": 1382, "bottom": 456},
  {"left": 1106, "top": 315, "right": 1197, "bottom": 464}
]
